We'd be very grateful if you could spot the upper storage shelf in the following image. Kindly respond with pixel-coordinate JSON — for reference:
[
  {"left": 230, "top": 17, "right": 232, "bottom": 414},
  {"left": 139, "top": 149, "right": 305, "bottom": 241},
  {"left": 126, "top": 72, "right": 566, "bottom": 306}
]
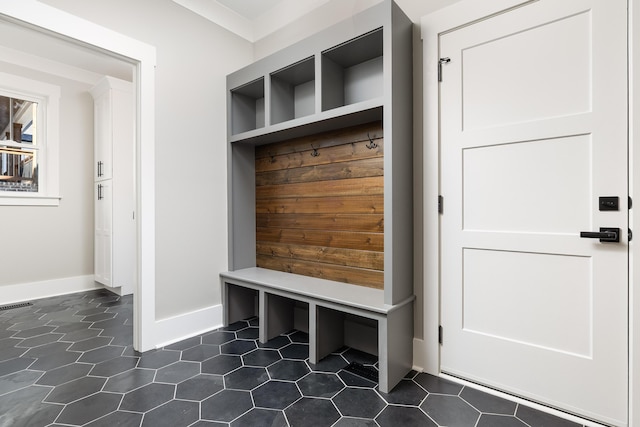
[{"left": 227, "top": 0, "right": 407, "bottom": 145}]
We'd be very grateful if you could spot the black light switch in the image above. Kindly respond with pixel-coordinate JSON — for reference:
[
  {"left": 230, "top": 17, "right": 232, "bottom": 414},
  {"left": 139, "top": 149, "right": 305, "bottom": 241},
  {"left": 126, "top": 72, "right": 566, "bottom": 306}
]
[{"left": 599, "top": 196, "right": 619, "bottom": 211}]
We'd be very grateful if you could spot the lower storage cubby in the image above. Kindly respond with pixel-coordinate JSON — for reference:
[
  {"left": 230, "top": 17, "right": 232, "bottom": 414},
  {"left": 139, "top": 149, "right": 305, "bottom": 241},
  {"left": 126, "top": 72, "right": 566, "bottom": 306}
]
[
  {"left": 220, "top": 268, "right": 414, "bottom": 392},
  {"left": 315, "top": 306, "right": 378, "bottom": 363}
]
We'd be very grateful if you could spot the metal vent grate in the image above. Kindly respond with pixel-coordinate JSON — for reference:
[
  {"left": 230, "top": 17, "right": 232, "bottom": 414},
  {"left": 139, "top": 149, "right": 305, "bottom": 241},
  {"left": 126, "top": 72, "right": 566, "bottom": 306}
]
[
  {"left": 343, "top": 362, "right": 379, "bottom": 382},
  {"left": 0, "top": 302, "right": 33, "bottom": 311}
]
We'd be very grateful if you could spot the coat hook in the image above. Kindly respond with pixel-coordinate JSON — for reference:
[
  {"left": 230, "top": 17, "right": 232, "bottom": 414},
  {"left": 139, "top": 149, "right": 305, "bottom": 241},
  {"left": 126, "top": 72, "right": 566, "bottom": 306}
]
[
  {"left": 310, "top": 144, "right": 319, "bottom": 157},
  {"left": 268, "top": 152, "right": 276, "bottom": 163},
  {"left": 366, "top": 133, "right": 378, "bottom": 149}
]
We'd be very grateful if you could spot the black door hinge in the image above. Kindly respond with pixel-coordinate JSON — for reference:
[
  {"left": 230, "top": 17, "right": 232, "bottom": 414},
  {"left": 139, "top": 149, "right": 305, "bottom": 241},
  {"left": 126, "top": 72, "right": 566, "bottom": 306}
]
[
  {"left": 629, "top": 196, "right": 633, "bottom": 209},
  {"left": 438, "top": 57, "right": 451, "bottom": 82},
  {"left": 439, "top": 325, "right": 443, "bottom": 344},
  {"left": 438, "top": 195, "right": 443, "bottom": 214},
  {"left": 629, "top": 228, "right": 633, "bottom": 242}
]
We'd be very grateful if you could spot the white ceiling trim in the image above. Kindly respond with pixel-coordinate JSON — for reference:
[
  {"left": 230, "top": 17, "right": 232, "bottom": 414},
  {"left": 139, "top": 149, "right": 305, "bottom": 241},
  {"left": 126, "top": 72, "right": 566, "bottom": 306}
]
[{"left": 172, "top": 0, "right": 330, "bottom": 42}]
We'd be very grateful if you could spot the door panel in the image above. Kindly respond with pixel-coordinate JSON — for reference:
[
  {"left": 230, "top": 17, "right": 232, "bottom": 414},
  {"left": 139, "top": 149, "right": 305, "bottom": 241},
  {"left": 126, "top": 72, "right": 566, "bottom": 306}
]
[{"left": 439, "top": 1, "right": 628, "bottom": 425}]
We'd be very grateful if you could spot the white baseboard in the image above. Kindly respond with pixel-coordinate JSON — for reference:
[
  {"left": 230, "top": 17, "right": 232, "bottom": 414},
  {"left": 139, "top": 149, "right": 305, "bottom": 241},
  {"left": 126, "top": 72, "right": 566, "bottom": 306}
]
[
  {"left": 0, "top": 275, "right": 101, "bottom": 305},
  {"left": 154, "top": 304, "right": 224, "bottom": 349}
]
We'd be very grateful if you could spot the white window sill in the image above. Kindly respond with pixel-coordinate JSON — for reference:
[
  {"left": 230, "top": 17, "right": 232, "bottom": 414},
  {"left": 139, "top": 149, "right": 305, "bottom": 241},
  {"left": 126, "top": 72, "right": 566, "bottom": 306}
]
[{"left": 0, "top": 194, "right": 61, "bottom": 206}]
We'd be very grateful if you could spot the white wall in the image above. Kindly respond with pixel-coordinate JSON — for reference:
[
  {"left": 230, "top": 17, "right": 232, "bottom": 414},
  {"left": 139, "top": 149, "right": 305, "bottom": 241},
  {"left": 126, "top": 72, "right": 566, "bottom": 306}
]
[
  {"left": 0, "top": 62, "right": 94, "bottom": 287},
  {"left": 40, "top": 0, "right": 254, "bottom": 320}
]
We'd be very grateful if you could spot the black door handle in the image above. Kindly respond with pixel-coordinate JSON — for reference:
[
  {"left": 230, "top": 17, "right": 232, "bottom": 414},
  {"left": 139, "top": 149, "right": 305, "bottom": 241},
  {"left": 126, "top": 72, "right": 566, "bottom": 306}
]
[{"left": 580, "top": 227, "right": 620, "bottom": 242}]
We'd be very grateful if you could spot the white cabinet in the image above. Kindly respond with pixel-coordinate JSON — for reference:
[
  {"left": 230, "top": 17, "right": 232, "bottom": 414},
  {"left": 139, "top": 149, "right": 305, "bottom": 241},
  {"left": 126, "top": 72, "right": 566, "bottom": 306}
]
[{"left": 90, "top": 76, "right": 135, "bottom": 295}]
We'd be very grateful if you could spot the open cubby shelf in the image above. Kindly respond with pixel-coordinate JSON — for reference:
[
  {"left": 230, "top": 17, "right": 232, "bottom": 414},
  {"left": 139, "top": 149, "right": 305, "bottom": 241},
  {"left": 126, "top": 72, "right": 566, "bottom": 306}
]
[{"left": 224, "top": 0, "right": 413, "bottom": 392}]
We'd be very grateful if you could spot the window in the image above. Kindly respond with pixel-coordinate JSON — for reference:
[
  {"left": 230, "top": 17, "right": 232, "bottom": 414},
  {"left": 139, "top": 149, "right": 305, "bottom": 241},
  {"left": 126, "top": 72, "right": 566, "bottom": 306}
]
[{"left": 0, "top": 72, "right": 60, "bottom": 206}]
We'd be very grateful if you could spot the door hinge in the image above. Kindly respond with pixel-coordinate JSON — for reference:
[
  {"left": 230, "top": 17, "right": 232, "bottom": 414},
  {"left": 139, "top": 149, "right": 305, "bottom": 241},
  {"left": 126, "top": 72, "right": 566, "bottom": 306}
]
[
  {"left": 438, "top": 57, "right": 451, "bottom": 82},
  {"left": 629, "top": 228, "right": 633, "bottom": 242},
  {"left": 629, "top": 196, "right": 633, "bottom": 209},
  {"left": 439, "top": 325, "right": 443, "bottom": 344},
  {"left": 438, "top": 195, "right": 444, "bottom": 214}
]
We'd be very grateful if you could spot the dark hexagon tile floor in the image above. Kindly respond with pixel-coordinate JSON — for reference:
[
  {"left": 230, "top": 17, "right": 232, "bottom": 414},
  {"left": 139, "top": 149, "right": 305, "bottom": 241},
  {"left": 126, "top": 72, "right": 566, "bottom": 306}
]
[{"left": 0, "top": 289, "right": 589, "bottom": 426}]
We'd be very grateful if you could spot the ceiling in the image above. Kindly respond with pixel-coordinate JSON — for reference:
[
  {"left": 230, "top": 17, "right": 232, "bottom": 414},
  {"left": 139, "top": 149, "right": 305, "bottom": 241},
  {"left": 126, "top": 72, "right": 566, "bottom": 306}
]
[{"left": 172, "top": 0, "right": 332, "bottom": 42}]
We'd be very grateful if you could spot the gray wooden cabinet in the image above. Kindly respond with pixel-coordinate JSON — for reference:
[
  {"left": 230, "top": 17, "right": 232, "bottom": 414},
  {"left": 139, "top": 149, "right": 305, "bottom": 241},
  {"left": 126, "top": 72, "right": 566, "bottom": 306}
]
[{"left": 223, "top": 0, "right": 414, "bottom": 392}]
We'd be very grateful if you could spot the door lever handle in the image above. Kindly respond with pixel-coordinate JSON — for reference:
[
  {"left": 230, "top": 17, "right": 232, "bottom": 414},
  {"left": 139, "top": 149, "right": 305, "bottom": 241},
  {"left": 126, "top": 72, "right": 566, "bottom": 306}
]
[{"left": 580, "top": 227, "right": 620, "bottom": 242}]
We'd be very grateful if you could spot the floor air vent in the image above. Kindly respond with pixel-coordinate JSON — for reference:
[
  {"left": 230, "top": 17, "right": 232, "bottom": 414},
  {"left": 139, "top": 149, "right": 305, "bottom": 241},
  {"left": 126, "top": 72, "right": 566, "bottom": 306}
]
[
  {"left": 0, "top": 302, "right": 33, "bottom": 311},
  {"left": 343, "top": 362, "right": 379, "bottom": 382}
]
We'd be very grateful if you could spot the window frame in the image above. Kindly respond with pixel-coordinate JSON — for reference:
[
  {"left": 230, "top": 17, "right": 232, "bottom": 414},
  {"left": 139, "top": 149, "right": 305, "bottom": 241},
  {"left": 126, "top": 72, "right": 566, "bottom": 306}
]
[{"left": 0, "top": 71, "right": 60, "bottom": 206}]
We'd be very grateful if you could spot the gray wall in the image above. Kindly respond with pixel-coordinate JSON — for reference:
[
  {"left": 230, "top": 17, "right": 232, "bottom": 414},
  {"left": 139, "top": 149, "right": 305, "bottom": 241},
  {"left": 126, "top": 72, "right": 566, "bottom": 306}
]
[
  {"left": 27, "top": 0, "right": 463, "bottom": 333},
  {"left": 0, "top": 63, "right": 94, "bottom": 286},
  {"left": 41, "top": 0, "right": 254, "bottom": 320}
]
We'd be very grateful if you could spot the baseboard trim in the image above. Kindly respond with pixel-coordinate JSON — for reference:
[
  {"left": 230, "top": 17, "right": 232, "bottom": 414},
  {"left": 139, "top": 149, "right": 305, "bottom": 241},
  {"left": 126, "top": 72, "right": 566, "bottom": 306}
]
[
  {"left": 0, "top": 275, "right": 101, "bottom": 305},
  {"left": 154, "top": 304, "right": 224, "bottom": 349}
]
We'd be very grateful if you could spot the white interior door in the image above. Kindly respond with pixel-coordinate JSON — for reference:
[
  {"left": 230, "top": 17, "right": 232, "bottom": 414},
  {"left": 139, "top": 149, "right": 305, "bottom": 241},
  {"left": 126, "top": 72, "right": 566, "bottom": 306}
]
[{"left": 439, "top": 1, "right": 628, "bottom": 425}]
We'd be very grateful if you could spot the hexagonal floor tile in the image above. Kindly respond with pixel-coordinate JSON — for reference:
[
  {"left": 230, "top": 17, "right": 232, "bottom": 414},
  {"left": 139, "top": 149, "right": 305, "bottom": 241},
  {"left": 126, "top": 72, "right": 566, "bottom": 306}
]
[
  {"left": 164, "top": 336, "right": 201, "bottom": 351},
  {"left": 220, "top": 340, "right": 256, "bottom": 355},
  {"left": 120, "top": 382, "right": 176, "bottom": 412},
  {"left": 279, "top": 343, "right": 308, "bottom": 360},
  {"left": 243, "top": 349, "right": 281, "bottom": 367},
  {"left": 460, "top": 386, "right": 517, "bottom": 415},
  {"left": 90, "top": 356, "right": 139, "bottom": 377},
  {"left": 84, "top": 410, "right": 143, "bottom": 427},
  {"left": 0, "top": 357, "right": 35, "bottom": 377},
  {"left": 68, "top": 336, "right": 113, "bottom": 352},
  {"left": 201, "top": 389, "right": 254, "bottom": 422},
  {"left": 307, "top": 354, "right": 347, "bottom": 373},
  {"left": 267, "top": 359, "right": 310, "bottom": 381},
  {"left": 236, "top": 327, "right": 259, "bottom": 340},
  {"left": 103, "top": 368, "right": 155, "bottom": 393},
  {"left": 224, "top": 366, "right": 269, "bottom": 390},
  {"left": 334, "top": 418, "right": 378, "bottom": 427},
  {"left": 44, "top": 376, "right": 107, "bottom": 404},
  {"left": 176, "top": 374, "right": 224, "bottom": 401},
  {"left": 342, "top": 349, "right": 377, "bottom": 366},
  {"left": 137, "top": 349, "right": 181, "bottom": 369},
  {"left": 258, "top": 335, "right": 291, "bottom": 350},
  {"left": 252, "top": 380, "right": 301, "bottom": 409},
  {"left": 378, "top": 379, "right": 427, "bottom": 405},
  {"left": 182, "top": 344, "right": 220, "bottom": 362},
  {"left": 0, "top": 370, "right": 43, "bottom": 395},
  {"left": 230, "top": 408, "right": 288, "bottom": 427},
  {"left": 333, "top": 388, "right": 386, "bottom": 418},
  {"left": 201, "top": 354, "right": 242, "bottom": 375},
  {"left": 477, "top": 414, "right": 529, "bottom": 427},
  {"left": 413, "top": 373, "right": 463, "bottom": 395},
  {"left": 155, "top": 361, "right": 200, "bottom": 384},
  {"left": 202, "top": 331, "right": 236, "bottom": 346},
  {"left": 421, "top": 394, "right": 480, "bottom": 427},
  {"left": 141, "top": 399, "right": 199, "bottom": 427},
  {"left": 516, "top": 405, "right": 582, "bottom": 427},
  {"left": 297, "top": 372, "right": 344, "bottom": 398},
  {"left": 55, "top": 392, "right": 122, "bottom": 425},
  {"left": 376, "top": 405, "right": 437, "bottom": 427},
  {"left": 285, "top": 397, "right": 340, "bottom": 427},
  {"left": 77, "top": 345, "right": 125, "bottom": 364}
]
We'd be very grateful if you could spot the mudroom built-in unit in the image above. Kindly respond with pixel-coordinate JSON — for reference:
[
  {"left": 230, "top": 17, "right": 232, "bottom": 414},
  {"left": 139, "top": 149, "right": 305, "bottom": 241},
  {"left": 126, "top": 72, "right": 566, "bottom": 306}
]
[
  {"left": 90, "top": 76, "right": 135, "bottom": 296},
  {"left": 221, "top": 0, "right": 414, "bottom": 393}
]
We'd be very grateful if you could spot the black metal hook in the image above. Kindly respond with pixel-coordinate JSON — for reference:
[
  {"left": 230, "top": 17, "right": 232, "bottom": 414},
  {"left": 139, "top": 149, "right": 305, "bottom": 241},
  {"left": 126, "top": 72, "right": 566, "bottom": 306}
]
[
  {"left": 310, "top": 144, "right": 319, "bottom": 157},
  {"left": 366, "top": 133, "right": 378, "bottom": 149}
]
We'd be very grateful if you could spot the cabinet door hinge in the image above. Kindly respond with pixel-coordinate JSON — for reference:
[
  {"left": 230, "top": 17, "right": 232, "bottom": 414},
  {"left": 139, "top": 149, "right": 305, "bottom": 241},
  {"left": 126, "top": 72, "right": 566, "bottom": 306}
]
[
  {"left": 438, "top": 195, "right": 444, "bottom": 214},
  {"left": 439, "top": 325, "right": 443, "bottom": 344},
  {"left": 438, "top": 57, "right": 451, "bottom": 82}
]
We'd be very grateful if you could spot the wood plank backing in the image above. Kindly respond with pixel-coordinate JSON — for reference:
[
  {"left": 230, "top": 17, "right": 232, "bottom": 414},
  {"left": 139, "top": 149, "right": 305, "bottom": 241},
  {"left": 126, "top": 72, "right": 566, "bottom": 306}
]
[
  {"left": 255, "top": 121, "right": 383, "bottom": 159},
  {"left": 256, "top": 195, "right": 384, "bottom": 215},
  {"left": 255, "top": 157, "right": 383, "bottom": 186},
  {"left": 256, "top": 121, "right": 384, "bottom": 289},
  {"left": 255, "top": 138, "right": 383, "bottom": 173},
  {"left": 256, "top": 242, "right": 384, "bottom": 270},
  {"left": 257, "top": 213, "right": 384, "bottom": 232},
  {"left": 256, "top": 176, "right": 383, "bottom": 199},
  {"left": 256, "top": 255, "right": 384, "bottom": 289}
]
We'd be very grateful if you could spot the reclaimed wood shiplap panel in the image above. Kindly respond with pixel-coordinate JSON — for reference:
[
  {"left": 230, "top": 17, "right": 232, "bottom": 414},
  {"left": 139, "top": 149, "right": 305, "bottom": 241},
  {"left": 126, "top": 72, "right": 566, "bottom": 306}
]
[{"left": 255, "top": 121, "right": 384, "bottom": 289}]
